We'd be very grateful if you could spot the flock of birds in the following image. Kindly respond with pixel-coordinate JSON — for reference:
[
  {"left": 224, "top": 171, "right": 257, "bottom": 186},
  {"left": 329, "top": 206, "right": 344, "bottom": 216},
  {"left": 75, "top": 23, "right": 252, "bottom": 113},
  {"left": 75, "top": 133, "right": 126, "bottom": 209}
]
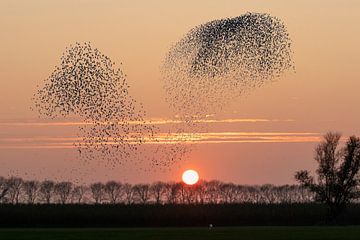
[
  {"left": 159, "top": 13, "right": 293, "bottom": 171},
  {"left": 33, "top": 42, "right": 155, "bottom": 168},
  {"left": 162, "top": 13, "right": 293, "bottom": 116},
  {"left": 32, "top": 13, "right": 294, "bottom": 179}
]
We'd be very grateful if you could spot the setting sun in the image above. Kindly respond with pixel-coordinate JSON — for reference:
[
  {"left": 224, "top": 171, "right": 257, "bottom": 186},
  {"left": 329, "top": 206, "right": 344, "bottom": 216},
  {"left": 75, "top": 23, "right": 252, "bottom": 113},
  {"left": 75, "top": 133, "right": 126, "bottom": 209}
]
[{"left": 182, "top": 169, "right": 199, "bottom": 185}]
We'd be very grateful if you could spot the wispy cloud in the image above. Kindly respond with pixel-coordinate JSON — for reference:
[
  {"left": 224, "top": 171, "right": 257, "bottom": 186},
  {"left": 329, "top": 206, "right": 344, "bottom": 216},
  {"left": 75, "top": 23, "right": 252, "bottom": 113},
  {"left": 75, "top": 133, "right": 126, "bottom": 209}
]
[
  {"left": 0, "top": 118, "right": 294, "bottom": 127},
  {"left": 0, "top": 131, "right": 321, "bottom": 149},
  {"left": 0, "top": 118, "right": 318, "bottom": 149}
]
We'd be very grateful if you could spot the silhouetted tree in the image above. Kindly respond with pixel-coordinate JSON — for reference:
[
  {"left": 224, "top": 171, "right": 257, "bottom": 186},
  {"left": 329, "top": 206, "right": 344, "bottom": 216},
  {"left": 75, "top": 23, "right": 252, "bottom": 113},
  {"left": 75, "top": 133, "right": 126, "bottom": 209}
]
[
  {"left": 181, "top": 184, "right": 197, "bottom": 204},
  {"left": 54, "top": 182, "right": 72, "bottom": 204},
  {"left": 0, "top": 177, "right": 9, "bottom": 203},
  {"left": 123, "top": 183, "right": 134, "bottom": 204},
  {"left": 163, "top": 182, "right": 180, "bottom": 204},
  {"left": 295, "top": 132, "right": 360, "bottom": 221},
  {"left": 39, "top": 180, "right": 55, "bottom": 204},
  {"left": 219, "top": 183, "right": 237, "bottom": 203},
  {"left": 90, "top": 182, "right": 105, "bottom": 204},
  {"left": 150, "top": 182, "right": 166, "bottom": 204},
  {"left": 195, "top": 180, "right": 207, "bottom": 204},
  {"left": 23, "top": 180, "right": 39, "bottom": 204},
  {"left": 105, "top": 181, "right": 123, "bottom": 204},
  {"left": 7, "top": 177, "right": 23, "bottom": 204},
  {"left": 205, "top": 180, "right": 221, "bottom": 203},
  {"left": 133, "top": 184, "right": 150, "bottom": 204},
  {"left": 71, "top": 185, "right": 88, "bottom": 204},
  {"left": 259, "top": 184, "right": 276, "bottom": 204}
]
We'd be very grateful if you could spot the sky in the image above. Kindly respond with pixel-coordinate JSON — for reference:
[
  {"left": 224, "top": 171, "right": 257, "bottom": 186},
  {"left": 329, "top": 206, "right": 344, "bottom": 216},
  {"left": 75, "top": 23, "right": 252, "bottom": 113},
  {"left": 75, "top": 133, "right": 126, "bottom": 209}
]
[{"left": 0, "top": 0, "right": 360, "bottom": 184}]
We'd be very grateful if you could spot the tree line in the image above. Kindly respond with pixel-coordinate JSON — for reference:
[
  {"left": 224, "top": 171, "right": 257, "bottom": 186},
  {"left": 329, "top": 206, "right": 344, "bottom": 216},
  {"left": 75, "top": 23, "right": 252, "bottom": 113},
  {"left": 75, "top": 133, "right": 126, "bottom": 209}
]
[{"left": 0, "top": 177, "right": 314, "bottom": 205}]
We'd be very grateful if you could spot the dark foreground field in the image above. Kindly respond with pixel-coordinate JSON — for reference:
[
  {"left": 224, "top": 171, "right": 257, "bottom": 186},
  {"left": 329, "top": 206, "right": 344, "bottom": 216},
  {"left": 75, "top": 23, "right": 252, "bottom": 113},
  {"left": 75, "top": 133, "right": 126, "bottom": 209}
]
[
  {"left": 1, "top": 227, "right": 360, "bottom": 240},
  {"left": 1, "top": 203, "right": 360, "bottom": 227}
]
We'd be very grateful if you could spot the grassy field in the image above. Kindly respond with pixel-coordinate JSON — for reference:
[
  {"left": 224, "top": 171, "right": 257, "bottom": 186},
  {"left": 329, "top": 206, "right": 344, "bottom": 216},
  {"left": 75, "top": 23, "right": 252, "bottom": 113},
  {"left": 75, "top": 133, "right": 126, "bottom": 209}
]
[
  {"left": 0, "top": 203, "right": 333, "bottom": 227},
  {"left": 1, "top": 227, "right": 360, "bottom": 240},
  {"left": 2, "top": 204, "right": 360, "bottom": 227}
]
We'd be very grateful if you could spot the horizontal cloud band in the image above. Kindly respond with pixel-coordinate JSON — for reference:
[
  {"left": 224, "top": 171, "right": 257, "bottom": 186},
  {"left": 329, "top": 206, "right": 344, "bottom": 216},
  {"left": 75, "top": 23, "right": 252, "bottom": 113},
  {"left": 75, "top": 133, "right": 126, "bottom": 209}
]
[{"left": 0, "top": 131, "right": 321, "bottom": 149}]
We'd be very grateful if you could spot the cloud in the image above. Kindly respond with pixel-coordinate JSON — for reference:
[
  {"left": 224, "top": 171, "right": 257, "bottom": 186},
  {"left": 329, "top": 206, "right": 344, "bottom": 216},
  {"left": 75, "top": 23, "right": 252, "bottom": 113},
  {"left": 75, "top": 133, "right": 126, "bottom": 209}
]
[
  {"left": 0, "top": 131, "right": 321, "bottom": 149},
  {"left": 0, "top": 118, "right": 320, "bottom": 149},
  {"left": 0, "top": 118, "right": 294, "bottom": 127}
]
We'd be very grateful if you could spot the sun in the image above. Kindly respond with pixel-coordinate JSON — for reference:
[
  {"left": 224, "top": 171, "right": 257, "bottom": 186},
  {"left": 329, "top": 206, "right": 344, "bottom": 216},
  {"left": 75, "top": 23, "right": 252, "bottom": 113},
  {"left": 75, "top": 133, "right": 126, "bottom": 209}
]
[{"left": 182, "top": 169, "right": 199, "bottom": 185}]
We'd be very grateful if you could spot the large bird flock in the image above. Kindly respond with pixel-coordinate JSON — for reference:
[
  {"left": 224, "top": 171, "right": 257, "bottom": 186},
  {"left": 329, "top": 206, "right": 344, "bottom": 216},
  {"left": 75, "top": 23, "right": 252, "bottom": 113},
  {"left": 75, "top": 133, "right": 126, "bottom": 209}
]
[
  {"left": 159, "top": 13, "right": 293, "bottom": 169},
  {"left": 162, "top": 13, "right": 293, "bottom": 116},
  {"left": 33, "top": 13, "right": 293, "bottom": 177}
]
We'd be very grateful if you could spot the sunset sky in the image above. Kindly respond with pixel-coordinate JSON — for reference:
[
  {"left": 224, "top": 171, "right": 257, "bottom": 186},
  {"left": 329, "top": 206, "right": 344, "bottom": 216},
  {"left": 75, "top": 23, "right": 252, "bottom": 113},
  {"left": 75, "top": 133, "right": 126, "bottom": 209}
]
[{"left": 1, "top": 0, "right": 360, "bottom": 184}]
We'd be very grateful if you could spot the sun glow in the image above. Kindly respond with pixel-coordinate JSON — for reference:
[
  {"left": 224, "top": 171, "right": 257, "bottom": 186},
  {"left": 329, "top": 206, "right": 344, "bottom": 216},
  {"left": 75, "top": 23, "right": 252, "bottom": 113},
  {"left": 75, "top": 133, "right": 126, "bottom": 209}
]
[{"left": 182, "top": 169, "right": 199, "bottom": 185}]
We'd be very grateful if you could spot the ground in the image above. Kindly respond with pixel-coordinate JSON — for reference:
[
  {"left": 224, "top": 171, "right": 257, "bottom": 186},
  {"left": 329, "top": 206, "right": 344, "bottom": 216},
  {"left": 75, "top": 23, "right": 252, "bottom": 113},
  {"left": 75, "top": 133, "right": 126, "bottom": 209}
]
[{"left": 1, "top": 226, "right": 360, "bottom": 240}]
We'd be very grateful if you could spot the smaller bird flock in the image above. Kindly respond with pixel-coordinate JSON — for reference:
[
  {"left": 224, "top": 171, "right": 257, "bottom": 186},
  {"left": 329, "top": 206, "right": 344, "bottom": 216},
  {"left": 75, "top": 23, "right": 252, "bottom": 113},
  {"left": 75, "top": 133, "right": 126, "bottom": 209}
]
[{"left": 33, "top": 42, "right": 155, "bottom": 166}]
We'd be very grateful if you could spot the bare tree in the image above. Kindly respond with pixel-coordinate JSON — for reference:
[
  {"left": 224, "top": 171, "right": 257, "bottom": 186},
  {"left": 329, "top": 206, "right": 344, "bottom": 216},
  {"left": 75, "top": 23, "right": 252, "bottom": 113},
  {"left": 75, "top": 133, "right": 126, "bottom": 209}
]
[
  {"left": 133, "top": 184, "right": 150, "bottom": 204},
  {"left": 23, "top": 180, "right": 40, "bottom": 204},
  {"left": 105, "top": 181, "right": 123, "bottom": 204},
  {"left": 54, "top": 182, "right": 72, "bottom": 204},
  {"left": 150, "top": 182, "right": 166, "bottom": 204},
  {"left": 258, "top": 184, "right": 276, "bottom": 204},
  {"left": 90, "top": 182, "right": 105, "bottom": 204},
  {"left": 123, "top": 183, "right": 134, "bottom": 205},
  {"left": 71, "top": 185, "right": 88, "bottom": 204},
  {"left": 295, "top": 132, "right": 360, "bottom": 221},
  {"left": 194, "top": 180, "right": 207, "bottom": 204},
  {"left": 295, "top": 186, "right": 314, "bottom": 203},
  {"left": 163, "top": 182, "right": 180, "bottom": 204},
  {"left": 39, "top": 180, "right": 55, "bottom": 204},
  {"left": 0, "top": 177, "right": 9, "bottom": 203},
  {"left": 7, "top": 177, "right": 23, "bottom": 204},
  {"left": 183, "top": 184, "right": 197, "bottom": 204},
  {"left": 219, "top": 183, "right": 238, "bottom": 203},
  {"left": 277, "top": 185, "right": 294, "bottom": 203},
  {"left": 204, "top": 180, "right": 221, "bottom": 204}
]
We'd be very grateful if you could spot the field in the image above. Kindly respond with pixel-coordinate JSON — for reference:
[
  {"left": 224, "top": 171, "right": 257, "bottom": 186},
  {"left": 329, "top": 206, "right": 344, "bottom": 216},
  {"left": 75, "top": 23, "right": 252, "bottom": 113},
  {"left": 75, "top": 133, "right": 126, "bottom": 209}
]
[
  {"left": 1, "top": 227, "right": 360, "bottom": 240},
  {"left": 2, "top": 204, "right": 360, "bottom": 239},
  {"left": 1, "top": 203, "right": 360, "bottom": 227}
]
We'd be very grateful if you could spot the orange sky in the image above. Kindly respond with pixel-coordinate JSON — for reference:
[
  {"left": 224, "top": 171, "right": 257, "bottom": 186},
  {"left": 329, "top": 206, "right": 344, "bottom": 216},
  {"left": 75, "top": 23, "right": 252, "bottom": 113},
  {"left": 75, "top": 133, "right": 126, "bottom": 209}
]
[{"left": 0, "top": 0, "right": 360, "bottom": 184}]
